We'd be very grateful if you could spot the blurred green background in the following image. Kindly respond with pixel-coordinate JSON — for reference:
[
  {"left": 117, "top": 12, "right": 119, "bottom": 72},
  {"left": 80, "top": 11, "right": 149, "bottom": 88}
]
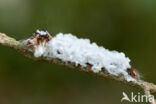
[{"left": 0, "top": 0, "right": 156, "bottom": 104}]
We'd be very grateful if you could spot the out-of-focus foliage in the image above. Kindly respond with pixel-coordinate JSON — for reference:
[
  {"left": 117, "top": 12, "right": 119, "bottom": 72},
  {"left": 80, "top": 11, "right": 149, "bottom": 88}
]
[{"left": 0, "top": 0, "right": 156, "bottom": 104}]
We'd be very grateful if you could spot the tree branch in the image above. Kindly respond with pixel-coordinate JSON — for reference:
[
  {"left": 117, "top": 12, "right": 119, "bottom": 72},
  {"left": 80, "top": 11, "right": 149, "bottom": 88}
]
[{"left": 0, "top": 32, "right": 156, "bottom": 104}]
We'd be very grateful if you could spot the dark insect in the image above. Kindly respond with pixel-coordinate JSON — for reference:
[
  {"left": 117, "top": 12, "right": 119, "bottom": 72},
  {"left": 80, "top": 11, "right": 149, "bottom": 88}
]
[
  {"left": 27, "top": 30, "right": 52, "bottom": 49},
  {"left": 127, "top": 67, "right": 139, "bottom": 79}
]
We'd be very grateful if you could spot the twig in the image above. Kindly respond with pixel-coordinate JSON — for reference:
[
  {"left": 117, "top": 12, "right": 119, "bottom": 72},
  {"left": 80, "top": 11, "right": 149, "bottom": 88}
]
[{"left": 0, "top": 32, "right": 156, "bottom": 104}]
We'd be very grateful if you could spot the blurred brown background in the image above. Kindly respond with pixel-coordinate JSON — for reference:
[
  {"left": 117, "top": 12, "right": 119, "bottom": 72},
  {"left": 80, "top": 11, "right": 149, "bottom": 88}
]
[{"left": 0, "top": 0, "right": 156, "bottom": 104}]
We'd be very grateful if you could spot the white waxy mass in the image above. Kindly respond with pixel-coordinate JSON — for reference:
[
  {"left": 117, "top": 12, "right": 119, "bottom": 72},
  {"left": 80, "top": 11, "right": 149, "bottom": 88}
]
[{"left": 30, "top": 31, "right": 135, "bottom": 82}]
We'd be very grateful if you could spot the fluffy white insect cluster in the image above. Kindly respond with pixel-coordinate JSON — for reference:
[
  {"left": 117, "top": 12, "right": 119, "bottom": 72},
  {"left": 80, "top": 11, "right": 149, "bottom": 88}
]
[{"left": 32, "top": 32, "right": 135, "bottom": 82}]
